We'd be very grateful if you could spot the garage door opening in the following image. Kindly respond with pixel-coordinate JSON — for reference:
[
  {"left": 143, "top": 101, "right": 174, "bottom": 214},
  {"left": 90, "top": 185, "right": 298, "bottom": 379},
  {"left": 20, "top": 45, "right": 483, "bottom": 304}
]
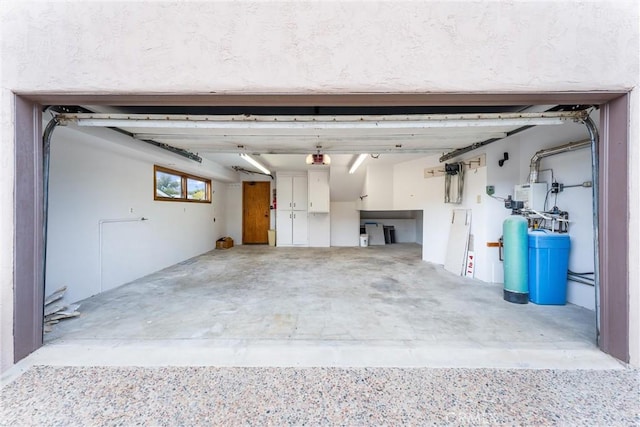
[{"left": 12, "top": 93, "right": 629, "bottom": 367}]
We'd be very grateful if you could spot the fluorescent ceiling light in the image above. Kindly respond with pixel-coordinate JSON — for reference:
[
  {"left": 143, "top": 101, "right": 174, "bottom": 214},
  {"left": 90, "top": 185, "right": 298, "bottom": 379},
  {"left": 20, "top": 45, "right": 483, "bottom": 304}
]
[
  {"left": 349, "top": 154, "right": 368, "bottom": 174},
  {"left": 240, "top": 153, "right": 270, "bottom": 174}
]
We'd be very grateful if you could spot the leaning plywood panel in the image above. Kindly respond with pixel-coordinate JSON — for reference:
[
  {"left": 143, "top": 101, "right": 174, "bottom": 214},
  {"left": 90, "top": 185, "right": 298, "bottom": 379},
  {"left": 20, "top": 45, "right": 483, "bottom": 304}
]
[
  {"left": 44, "top": 286, "right": 67, "bottom": 306},
  {"left": 365, "top": 223, "right": 386, "bottom": 246},
  {"left": 444, "top": 209, "right": 471, "bottom": 276}
]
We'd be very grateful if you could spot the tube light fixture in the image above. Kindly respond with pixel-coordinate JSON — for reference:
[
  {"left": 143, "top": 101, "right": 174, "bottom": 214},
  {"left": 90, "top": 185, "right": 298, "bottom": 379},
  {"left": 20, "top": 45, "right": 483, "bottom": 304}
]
[
  {"left": 349, "top": 154, "right": 368, "bottom": 174},
  {"left": 240, "top": 153, "right": 270, "bottom": 175}
]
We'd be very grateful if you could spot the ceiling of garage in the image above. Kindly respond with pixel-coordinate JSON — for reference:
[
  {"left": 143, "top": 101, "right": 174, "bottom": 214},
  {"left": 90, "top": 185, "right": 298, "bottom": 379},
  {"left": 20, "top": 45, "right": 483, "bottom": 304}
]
[{"left": 50, "top": 104, "right": 586, "bottom": 174}]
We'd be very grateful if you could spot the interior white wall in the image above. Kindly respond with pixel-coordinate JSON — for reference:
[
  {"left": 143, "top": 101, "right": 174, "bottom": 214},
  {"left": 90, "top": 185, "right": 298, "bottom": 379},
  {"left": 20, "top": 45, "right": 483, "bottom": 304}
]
[
  {"left": 513, "top": 120, "right": 598, "bottom": 310},
  {"left": 387, "top": 118, "right": 597, "bottom": 308},
  {"left": 483, "top": 137, "right": 522, "bottom": 284},
  {"left": 360, "top": 164, "right": 393, "bottom": 211},
  {"left": 412, "top": 162, "right": 490, "bottom": 281},
  {"left": 393, "top": 157, "right": 430, "bottom": 210},
  {"left": 416, "top": 159, "right": 452, "bottom": 267},
  {"left": 330, "top": 202, "right": 360, "bottom": 247},
  {"left": 224, "top": 183, "right": 242, "bottom": 244},
  {"left": 45, "top": 127, "right": 225, "bottom": 304},
  {"left": 395, "top": 122, "right": 597, "bottom": 307},
  {"left": 388, "top": 155, "right": 486, "bottom": 278},
  {"left": 330, "top": 164, "right": 366, "bottom": 203},
  {"left": 415, "top": 211, "right": 424, "bottom": 245},
  {"left": 1, "top": 1, "right": 638, "bottom": 370}
]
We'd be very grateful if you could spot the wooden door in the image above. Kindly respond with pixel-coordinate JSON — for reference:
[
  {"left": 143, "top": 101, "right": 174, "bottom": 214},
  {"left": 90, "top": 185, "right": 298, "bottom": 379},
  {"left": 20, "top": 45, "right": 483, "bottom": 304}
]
[{"left": 243, "top": 181, "right": 271, "bottom": 244}]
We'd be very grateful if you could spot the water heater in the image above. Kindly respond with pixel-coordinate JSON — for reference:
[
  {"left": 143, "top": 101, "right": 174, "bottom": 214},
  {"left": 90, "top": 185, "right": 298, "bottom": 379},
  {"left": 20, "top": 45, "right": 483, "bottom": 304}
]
[{"left": 514, "top": 183, "right": 548, "bottom": 211}]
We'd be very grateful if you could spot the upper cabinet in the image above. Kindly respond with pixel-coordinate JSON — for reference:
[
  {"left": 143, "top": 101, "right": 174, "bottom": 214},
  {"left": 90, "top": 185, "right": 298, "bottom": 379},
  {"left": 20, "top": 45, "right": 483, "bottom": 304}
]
[
  {"left": 292, "top": 176, "right": 308, "bottom": 211},
  {"left": 278, "top": 174, "right": 307, "bottom": 211},
  {"left": 308, "top": 170, "right": 330, "bottom": 213}
]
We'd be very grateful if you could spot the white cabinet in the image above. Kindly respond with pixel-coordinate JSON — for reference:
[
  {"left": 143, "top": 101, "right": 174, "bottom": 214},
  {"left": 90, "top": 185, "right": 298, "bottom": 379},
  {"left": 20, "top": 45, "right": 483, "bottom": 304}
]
[
  {"left": 276, "top": 208, "right": 309, "bottom": 246},
  {"left": 276, "top": 210, "right": 292, "bottom": 245},
  {"left": 292, "top": 211, "right": 309, "bottom": 245},
  {"left": 276, "top": 173, "right": 308, "bottom": 246},
  {"left": 308, "top": 170, "right": 330, "bottom": 213},
  {"left": 278, "top": 175, "right": 307, "bottom": 210}
]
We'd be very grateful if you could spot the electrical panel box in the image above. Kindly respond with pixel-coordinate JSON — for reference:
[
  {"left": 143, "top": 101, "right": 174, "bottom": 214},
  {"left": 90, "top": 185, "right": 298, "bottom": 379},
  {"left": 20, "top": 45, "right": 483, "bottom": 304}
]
[{"left": 514, "top": 183, "right": 548, "bottom": 211}]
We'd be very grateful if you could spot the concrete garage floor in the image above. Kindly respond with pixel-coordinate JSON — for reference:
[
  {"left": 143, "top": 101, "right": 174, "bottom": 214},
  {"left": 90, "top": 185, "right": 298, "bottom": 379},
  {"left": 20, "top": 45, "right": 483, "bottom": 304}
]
[{"left": 41, "top": 244, "right": 619, "bottom": 369}]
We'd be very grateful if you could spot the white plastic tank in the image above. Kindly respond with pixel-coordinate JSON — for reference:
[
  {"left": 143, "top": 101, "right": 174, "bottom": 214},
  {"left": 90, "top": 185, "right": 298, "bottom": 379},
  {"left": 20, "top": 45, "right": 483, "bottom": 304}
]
[{"left": 359, "top": 234, "right": 369, "bottom": 247}]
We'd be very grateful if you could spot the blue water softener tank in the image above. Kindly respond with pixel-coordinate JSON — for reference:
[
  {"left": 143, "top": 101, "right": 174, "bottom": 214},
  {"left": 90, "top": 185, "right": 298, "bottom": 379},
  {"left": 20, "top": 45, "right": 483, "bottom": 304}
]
[
  {"left": 503, "top": 215, "right": 529, "bottom": 304},
  {"left": 528, "top": 230, "right": 571, "bottom": 305}
]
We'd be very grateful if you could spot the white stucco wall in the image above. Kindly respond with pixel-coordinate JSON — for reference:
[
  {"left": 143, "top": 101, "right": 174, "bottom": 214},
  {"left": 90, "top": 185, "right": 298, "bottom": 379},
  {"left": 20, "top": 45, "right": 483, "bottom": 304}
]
[{"left": 1, "top": 1, "right": 638, "bottom": 371}]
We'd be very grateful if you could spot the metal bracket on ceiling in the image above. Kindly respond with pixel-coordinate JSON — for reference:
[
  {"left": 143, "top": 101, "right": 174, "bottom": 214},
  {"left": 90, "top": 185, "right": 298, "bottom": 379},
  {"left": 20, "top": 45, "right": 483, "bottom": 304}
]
[
  {"left": 51, "top": 112, "right": 202, "bottom": 163},
  {"left": 231, "top": 166, "right": 274, "bottom": 180}
]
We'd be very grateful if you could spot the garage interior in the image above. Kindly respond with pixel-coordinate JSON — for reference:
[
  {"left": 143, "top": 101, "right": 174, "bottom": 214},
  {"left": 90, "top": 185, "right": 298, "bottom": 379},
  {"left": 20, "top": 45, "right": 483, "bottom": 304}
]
[{"left": 38, "top": 102, "right": 611, "bottom": 367}]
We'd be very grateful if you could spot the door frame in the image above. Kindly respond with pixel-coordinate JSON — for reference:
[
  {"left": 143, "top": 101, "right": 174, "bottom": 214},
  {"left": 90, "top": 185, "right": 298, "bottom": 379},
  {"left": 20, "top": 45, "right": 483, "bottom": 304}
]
[
  {"left": 242, "top": 181, "right": 271, "bottom": 244},
  {"left": 11, "top": 91, "right": 632, "bottom": 363},
  {"left": 13, "top": 96, "right": 44, "bottom": 362}
]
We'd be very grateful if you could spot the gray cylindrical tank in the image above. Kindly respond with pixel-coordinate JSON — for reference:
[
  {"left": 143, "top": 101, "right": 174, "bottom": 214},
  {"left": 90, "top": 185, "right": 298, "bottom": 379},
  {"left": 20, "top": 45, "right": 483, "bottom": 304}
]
[{"left": 503, "top": 215, "right": 529, "bottom": 304}]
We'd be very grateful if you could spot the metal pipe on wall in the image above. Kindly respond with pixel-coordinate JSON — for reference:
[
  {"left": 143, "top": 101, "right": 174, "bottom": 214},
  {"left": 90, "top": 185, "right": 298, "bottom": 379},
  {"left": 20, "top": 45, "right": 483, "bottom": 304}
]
[
  {"left": 528, "top": 139, "right": 591, "bottom": 183},
  {"left": 568, "top": 274, "right": 595, "bottom": 286},
  {"left": 582, "top": 116, "right": 601, "bottom": 344},
  {"left": 42, "top": 117, "right": 59, "bottom": 328}
]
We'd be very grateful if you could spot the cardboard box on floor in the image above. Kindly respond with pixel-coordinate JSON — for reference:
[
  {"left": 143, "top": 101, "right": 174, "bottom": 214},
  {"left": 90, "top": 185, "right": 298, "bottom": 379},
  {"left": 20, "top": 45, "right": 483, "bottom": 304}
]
[{"left": 216, "top": 237, "right": 234, "bottom": 249}]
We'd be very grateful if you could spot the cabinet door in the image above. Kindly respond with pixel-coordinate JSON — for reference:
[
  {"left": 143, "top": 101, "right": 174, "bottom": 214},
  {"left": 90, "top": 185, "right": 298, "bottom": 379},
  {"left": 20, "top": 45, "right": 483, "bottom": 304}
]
[
  {"left": 308, "top": 170, "right": 330, "bottom": 213},
  {"left": 277, "top": 176, "right": 293, "bottom": 210},
  {"left": 276, "top": 210, "right": 293, "bottom": 246},
  {"left": 292, "top": 176, "right": 307, "bottom": 210},
  {"left": 292, "top": 211, "right": 308, "bottom": 245}
]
